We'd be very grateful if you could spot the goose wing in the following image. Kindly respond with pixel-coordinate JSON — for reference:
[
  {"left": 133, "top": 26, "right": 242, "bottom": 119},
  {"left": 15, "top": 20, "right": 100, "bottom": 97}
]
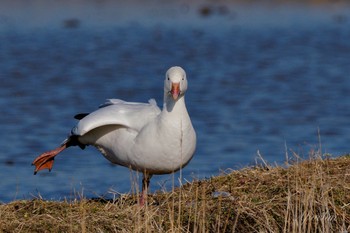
[{"left": 72, "top": 99, "right": 161, "bottom": 136}]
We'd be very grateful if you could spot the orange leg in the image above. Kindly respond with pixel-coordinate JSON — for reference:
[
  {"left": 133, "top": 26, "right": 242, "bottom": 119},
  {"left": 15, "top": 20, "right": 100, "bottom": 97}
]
[
  {"left": 139, "top": 173, "right": 152, "bottom": 206},
  {"left": 32, "top": 143, "right": 67, "bottom": 175}
]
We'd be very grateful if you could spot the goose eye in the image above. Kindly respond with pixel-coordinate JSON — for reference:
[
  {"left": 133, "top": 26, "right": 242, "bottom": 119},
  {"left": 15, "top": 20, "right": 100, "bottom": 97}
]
[{"left": 167, "top": 77, "right": 170, "bottom": 80}]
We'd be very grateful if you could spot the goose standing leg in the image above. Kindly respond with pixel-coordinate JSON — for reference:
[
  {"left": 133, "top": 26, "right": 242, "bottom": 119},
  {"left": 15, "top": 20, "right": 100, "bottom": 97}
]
[{"left": 140, "top": 173, "right": 152, "bottom": 206}]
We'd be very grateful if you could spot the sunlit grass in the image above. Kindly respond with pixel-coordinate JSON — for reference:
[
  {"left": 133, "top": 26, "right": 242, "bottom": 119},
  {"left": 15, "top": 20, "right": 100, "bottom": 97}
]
[{"left": 0, "top": 151, "right": 349, "bottom": 232}]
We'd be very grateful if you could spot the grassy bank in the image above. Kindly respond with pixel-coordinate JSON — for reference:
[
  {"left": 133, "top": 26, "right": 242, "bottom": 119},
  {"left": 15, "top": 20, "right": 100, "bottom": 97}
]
[{"left": 1, "top": 152, "right": 349, "bottom": 232}]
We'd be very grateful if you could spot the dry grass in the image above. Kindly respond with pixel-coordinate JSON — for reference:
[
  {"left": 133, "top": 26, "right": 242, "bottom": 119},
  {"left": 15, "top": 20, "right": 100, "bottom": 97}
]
[{"left": 0, "top": 151, "right": 349, "bottom": 232}]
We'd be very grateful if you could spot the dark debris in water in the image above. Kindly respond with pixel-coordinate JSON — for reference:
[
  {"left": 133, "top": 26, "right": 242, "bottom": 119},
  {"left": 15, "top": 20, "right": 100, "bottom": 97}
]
[
  {"left": 333, "top": 14, "right": 348, "bottom": 24},
  {"left": 5, "top": 160, "right": 14, "bottom": 166},
  {"left": 63, "top": 18, "right": 81, "bottom": 29},
  {"left": 198, "top": 4, "right": 231, "bottom": 18}
]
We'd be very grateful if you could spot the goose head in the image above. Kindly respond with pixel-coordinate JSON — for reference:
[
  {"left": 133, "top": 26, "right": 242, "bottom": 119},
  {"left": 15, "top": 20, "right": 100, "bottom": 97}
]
[{"left": 164, "top": 66, "right": 188, "bottom": 101}]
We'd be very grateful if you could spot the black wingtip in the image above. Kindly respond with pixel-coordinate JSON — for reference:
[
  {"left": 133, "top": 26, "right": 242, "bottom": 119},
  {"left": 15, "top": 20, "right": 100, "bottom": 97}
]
[{"left": 74, "top": 113, "right": 90, "bottom": 120}]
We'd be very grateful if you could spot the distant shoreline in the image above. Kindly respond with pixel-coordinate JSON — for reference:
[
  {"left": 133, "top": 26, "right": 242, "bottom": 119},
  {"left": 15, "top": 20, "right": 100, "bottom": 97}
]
[{"left": 1, "top": 0, "right": 348, "bottom": 31}]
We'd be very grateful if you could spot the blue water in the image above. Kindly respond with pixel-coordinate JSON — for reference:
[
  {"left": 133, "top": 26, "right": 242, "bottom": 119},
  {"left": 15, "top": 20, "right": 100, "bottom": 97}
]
[{"left": 0, "top": 2, "right": 349, "bottom": 202}]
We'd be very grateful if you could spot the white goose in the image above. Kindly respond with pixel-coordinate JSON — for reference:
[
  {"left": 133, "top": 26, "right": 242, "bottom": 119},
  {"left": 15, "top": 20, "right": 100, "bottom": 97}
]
[{"left": 32, "top": 66, "right": 197, "bottom": 205}]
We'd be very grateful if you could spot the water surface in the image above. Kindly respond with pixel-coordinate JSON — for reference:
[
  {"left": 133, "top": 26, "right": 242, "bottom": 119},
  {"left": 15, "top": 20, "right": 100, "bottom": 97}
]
[{"left": 0, "top": 2, "right": 349, "bottom": 202}]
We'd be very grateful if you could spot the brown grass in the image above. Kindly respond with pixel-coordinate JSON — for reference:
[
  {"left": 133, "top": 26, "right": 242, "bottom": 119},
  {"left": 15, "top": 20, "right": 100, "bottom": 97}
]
[{"left": 0, "top": 151, "right": 349, "bottom": 232}]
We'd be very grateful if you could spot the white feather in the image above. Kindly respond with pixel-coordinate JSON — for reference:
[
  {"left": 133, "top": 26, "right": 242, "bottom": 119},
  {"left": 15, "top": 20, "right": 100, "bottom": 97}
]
[{"left": 71, "top": 66, "right": 196, "bottom": 175}]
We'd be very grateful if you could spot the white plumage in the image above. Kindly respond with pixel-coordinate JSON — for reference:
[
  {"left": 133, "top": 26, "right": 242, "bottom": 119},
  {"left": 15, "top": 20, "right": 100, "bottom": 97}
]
[{"left": 33, "top": 66, "right": 197, "bottom": 205}]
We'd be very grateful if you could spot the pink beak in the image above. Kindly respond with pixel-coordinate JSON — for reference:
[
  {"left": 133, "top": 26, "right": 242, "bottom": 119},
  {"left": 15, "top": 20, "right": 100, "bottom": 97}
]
[{"left": 171, "top": 82, "right": 180, "bottom": 100}]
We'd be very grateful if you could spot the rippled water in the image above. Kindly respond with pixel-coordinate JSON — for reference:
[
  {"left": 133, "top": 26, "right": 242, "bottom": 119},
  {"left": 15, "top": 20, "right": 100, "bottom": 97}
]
[{"left": 0, "top": 2, "right": 349, "bottom": 202}]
